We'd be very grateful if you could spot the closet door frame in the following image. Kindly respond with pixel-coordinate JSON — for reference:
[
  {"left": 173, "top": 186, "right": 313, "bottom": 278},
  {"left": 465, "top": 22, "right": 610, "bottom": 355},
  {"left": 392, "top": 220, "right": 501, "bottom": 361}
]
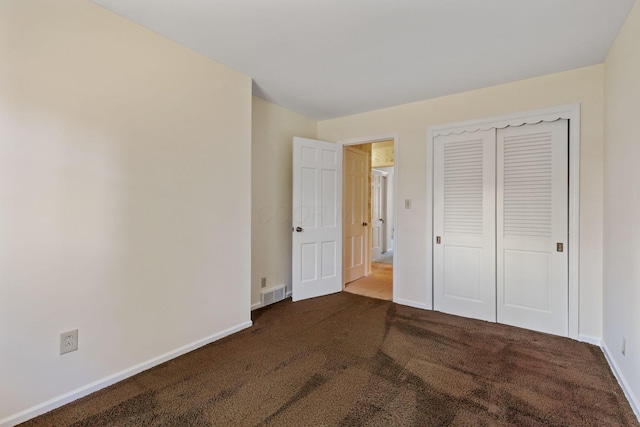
[{"left": 426, "top": 103, "right": 581, "bottom": 339}]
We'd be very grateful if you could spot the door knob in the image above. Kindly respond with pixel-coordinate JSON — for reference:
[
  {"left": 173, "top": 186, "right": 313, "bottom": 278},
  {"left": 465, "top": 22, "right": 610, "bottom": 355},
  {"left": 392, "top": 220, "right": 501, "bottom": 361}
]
[
  {"left": 362, "top": 222, "right": 368, "bottom": 226},
  {"left": 380, "top": 218, "right": 385, "bottom": 223},
  {"left": 294, "top": 227, "right": 303, "bottom": 232}
]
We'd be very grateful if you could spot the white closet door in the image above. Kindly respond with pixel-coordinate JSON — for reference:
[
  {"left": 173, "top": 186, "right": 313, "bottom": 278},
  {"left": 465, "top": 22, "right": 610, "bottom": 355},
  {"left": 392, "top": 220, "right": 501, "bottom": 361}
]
[
  {"left": 433, "top": 129, "right": 496, "bottom": 322},
  {"left": 496, "top": 120, "right": 569, "bottom": 336}
]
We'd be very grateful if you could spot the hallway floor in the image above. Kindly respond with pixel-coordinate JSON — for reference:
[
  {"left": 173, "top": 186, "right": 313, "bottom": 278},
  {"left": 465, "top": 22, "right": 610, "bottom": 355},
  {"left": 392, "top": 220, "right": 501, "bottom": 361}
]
[{"left": 344, "top": 262, "right": 393, "bottom": 301}]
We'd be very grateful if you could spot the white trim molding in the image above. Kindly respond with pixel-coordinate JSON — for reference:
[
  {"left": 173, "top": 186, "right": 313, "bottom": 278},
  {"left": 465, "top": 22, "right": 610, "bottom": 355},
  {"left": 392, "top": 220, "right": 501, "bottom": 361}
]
[
  {"left": 578, "top": 334, "right": 602, "bottom": 347},
  {"left": 427, "top": 103, "right": 581, "bottom": 339},
  {"left": 430, "top": 103, "right": 581, "bottom": 137},
  {"left": 602, "top": 342, "right": 640, "bottom": 422},
  {"left": 0, "top": 321, "right": 253, "bottom": 427},
  {"left": 395, "top": 298, "right": 431, "bottom": 311},
  {"left": 338, "top": 132, "right": 398, "bottom": 146}
]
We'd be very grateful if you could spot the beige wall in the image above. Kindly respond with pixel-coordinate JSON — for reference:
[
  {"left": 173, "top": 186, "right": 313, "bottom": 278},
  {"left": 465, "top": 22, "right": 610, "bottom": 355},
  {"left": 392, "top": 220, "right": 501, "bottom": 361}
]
[
  {"left": 251, "top": 97, "right": 316, "bottom": 305},
  {"left": 318, "top": 65, "right": 605, "bottom": 339},
  {"left": 0, "top": 0, "right": 252, "bottom": 422},
  {"left": 603, "top": 0, "right": 640, "bottom": 412}
]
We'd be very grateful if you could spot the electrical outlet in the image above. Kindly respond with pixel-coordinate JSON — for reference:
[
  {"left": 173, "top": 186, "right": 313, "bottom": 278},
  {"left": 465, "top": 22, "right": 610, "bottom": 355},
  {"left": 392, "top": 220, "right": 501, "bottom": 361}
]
[
  {"left": 622, "top": 336, "right": 626, "bottom": 356},
  {"left": 60, "top": 329, "right": 78, "bottom": 355},
  {"left": 261, "top": 277, "right": 267, "bottom": 288}
]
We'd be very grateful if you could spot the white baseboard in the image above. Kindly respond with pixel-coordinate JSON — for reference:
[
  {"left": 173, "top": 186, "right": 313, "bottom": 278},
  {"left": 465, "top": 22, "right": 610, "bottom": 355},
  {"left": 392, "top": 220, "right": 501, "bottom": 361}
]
[
  {"left": 285, "top": 290, "right": 292, "bottom": 298},
  {"left": 602, "top": 342, "right": 640, "bottom": 422},
  {"left": 578, "top": 334, "right": 602, "bottom": 346},
  {"left": 0, "top": 321, "right": 253, "bottom": 427},
  {"left": 394, "top": 298, "right": 431, "bottom": 310}
]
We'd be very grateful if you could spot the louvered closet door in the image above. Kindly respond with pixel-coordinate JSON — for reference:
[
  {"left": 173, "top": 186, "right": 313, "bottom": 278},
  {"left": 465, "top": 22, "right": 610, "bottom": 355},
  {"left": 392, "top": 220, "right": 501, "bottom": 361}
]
[
  {"left": 433, "top": 129, "right": 496, "bottom": 322},
  {"left": 496, "top": 120, "right": 569, "bottom": 336}
]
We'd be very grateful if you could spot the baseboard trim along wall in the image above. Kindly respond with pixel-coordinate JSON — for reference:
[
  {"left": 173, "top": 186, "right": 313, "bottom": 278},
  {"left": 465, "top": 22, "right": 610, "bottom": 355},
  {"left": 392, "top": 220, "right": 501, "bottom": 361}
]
[
  {"left": 395, "top": 298, "right": 431, "bottom": 310},
  {"left": 1, "top": 321, "right": 253, "bottom": 427},
  {"left": 578, "top": 334, "right": 602, "bottom": 346},
  {"left": 602, "top": 342, "right": 640, "bottom": 422}
]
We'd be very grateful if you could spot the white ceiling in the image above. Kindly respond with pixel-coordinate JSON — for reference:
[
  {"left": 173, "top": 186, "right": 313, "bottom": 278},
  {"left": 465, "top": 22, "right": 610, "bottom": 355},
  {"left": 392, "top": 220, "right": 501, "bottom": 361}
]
[{"left": 90, "top": 0, "right": 634, "bottom": 120}]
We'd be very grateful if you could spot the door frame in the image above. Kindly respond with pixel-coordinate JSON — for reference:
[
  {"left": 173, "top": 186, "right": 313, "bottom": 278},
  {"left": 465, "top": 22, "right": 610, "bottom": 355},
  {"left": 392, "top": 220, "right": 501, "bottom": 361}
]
[
  {"left": 338, "top": 133, "right": 399, "bottom": 303},
  {"left": 427, "top": 104, "right": 581, "bottom": 339}
]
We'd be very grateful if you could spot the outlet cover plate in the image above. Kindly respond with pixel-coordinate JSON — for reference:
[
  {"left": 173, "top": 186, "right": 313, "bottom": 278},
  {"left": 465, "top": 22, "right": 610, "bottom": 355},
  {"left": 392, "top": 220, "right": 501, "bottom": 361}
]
[{"left": 60, "top": 329, "right": 78, "bottom": 355}]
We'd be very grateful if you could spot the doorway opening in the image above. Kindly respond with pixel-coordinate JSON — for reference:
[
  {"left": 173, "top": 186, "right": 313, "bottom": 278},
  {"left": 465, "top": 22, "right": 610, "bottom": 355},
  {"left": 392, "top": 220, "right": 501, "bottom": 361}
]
[{"left": 341, "top": 138, "right": 396, "bottom": 301}]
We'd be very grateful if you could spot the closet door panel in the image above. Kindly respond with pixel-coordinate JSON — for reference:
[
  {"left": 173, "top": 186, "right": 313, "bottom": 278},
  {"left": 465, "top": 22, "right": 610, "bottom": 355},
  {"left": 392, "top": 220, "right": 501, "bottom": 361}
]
[
  {"left": 496, "top": 120, "right": 569, "bottom": 336},
  {"left": 433, "top": 130, "right": 496, "bottom": 322}
]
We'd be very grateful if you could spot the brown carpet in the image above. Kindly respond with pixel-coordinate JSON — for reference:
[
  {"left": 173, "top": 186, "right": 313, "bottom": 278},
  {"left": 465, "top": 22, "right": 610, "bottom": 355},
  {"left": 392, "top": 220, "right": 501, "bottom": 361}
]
[{"left": 22, "top": 292, "right": 638, "bottom": 426}]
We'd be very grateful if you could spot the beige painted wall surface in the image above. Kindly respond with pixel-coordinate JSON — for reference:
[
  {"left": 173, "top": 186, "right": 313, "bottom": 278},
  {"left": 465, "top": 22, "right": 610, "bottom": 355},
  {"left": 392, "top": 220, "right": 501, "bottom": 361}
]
[
  {"left": 0, "top": 0, "right": 252, "bottom": 421},
  {"left": 318, "top": 65, "right": 605, "bottom": 339},
  {"left": 251, "top": 97, "right": 317, "bottom": 305},
  {"left": 603, "top": 0, "right": 640, "bottom": 411}
]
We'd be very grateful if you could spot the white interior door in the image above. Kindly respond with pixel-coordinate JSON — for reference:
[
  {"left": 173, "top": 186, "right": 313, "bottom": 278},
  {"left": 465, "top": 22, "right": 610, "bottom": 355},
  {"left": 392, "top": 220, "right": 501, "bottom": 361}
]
[
  {"left": 496, "top": 120, "right": 569, "bottom": 336},
  {"left": 292, "top": 137, "right": 342, "bottom": 301},
  {"left": 433, "top": 129, "right": 496, "bottom": 322},
  {"left": 343, "top": 147, "right": 368, "bottom": 283},
  {"left": 371, "top": 169, "right": 385, "bottom": 259}
]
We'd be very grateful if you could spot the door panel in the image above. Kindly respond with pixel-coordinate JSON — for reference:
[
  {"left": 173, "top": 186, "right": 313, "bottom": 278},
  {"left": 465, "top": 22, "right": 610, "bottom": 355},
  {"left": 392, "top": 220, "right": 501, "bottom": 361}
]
[
  {"left": 503, "top": 250, "right": 551, "bottom": 310},
  {"left": 292, "top": 137, "right": 342, "bottom": 301},
  {"left": 371, "top": 170, "right": 385, "bottom": 259},
  {"left": 433, "top": 129, "right": 496, "bottom": 322},
  {"left": 444, "top": 246, "right": 483, "bottom": 301},
  {"left": 343, "top": 147, "right": 368, "bottom": 283},
  {"left": 496, "top": 120, "right": 569, "bottom": 336}
]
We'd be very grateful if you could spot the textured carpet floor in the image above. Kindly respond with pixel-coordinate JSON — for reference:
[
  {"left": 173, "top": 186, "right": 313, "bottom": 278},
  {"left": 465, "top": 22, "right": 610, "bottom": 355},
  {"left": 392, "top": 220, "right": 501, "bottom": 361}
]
[{"left": 22, "top": 293, "right": 638, "bottom": 426}]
